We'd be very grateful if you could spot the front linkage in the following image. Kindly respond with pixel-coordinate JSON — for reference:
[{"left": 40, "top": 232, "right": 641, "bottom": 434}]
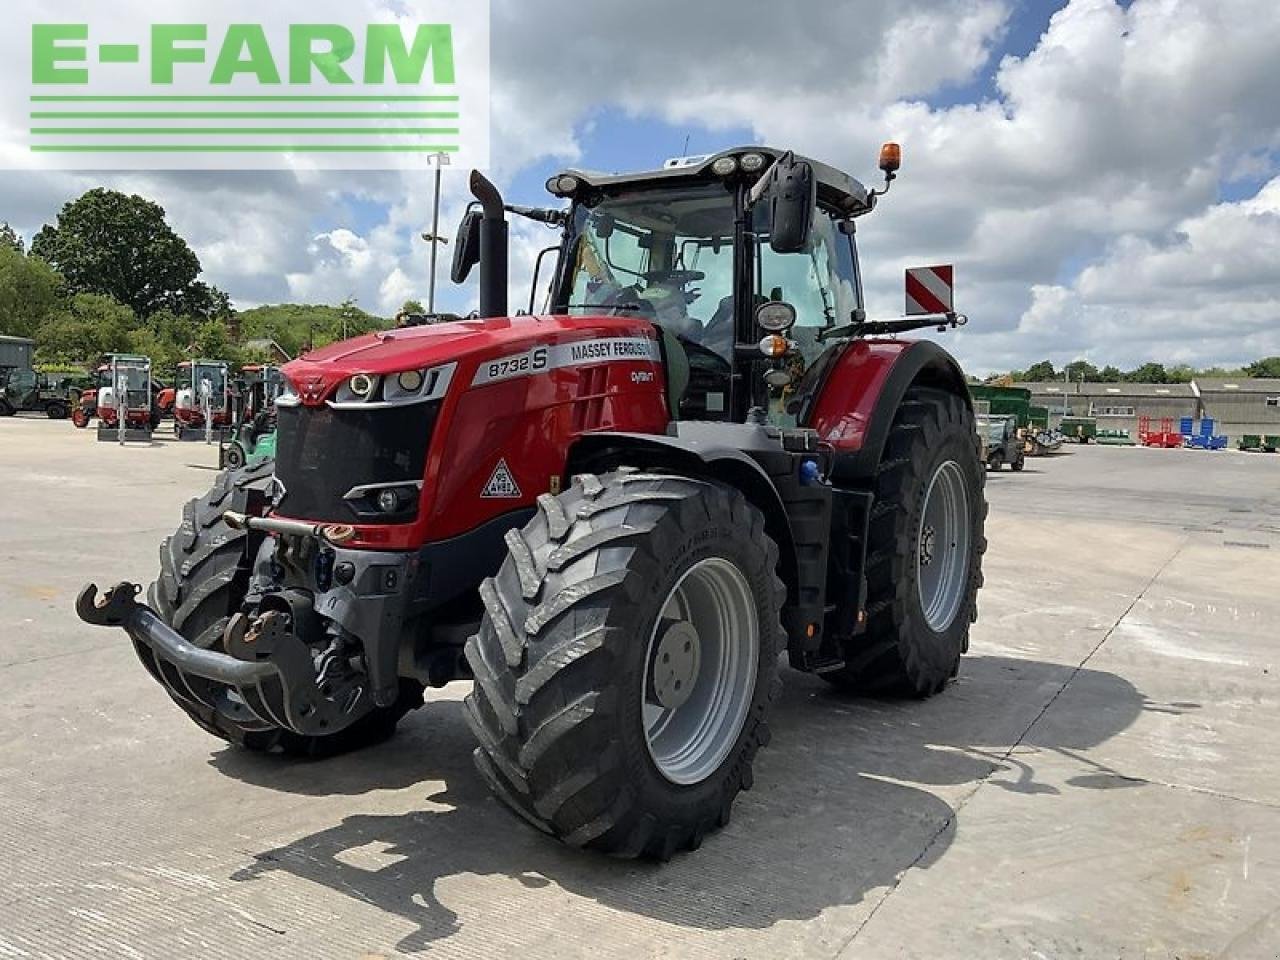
[{"left": 76, "top": 542, "right": 384, "bottom": 739}]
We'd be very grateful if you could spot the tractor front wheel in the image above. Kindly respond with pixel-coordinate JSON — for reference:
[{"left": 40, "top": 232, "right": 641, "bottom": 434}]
[
  {"left": 71, "top": 406, "right": 89, "bottom": 428},
  {"left": 825, "top": 387, "right": 986, "bottom": 697},
  {"left": 465, "top": 472, "right": 785, "bottom": 859},
  {"left": 146, "top": 460, "right": 422, "bottom": 757}
]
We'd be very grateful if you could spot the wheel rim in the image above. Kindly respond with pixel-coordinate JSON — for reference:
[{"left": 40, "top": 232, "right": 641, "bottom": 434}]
[
  {"left": 917, "top": 460, "right": 972, "bottom": 632},
  {"left": 642, "top": 557, "right": 758, "bottom": 785}
]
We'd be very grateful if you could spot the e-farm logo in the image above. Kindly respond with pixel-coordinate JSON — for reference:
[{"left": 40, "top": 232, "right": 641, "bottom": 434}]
[{"left": 3, "top": 0, "right": 489, "bottom": 170}]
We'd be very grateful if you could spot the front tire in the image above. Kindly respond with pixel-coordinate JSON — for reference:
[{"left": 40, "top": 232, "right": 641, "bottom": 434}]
[
  {"left": 222, "top": 443, "right": 246, "bottom": 470},
  {"left": 46, "top": 401, "right": 69, "bottom": 420},
  {"left": 146, "top": 460, "right": 421, "bottom": 757},
  {"left": 465, "top": 471, "right": 785, "bottom": 859},
  {"left": 825, "top": 388, "right": 986, "bottom": 696}
]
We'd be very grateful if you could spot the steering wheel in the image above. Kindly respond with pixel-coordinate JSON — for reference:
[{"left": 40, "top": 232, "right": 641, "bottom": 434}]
[{"left": 644, "top": 270, "right": 706, "bottom": 286}]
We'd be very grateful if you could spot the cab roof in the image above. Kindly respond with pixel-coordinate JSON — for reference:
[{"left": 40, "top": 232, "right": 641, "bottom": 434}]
[{"left": 553, "top": 146, "right": 872, "bottom": 217}]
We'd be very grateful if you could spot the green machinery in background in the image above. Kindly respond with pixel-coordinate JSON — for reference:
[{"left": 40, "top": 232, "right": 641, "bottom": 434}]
[
  {"left": 1059, "top": 416, "right": 1098, "bottom": 443},
  {"left": 218, "top": 365, "right": 282, "bottom": 470},
  {"left": 1238, "top": 435, "right": 1280, "bottom": 453}
]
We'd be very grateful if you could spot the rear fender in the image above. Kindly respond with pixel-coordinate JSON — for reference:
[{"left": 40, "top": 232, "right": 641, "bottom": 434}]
[{"left": 803, "top": 338, "right": 971, "bottom": 483}]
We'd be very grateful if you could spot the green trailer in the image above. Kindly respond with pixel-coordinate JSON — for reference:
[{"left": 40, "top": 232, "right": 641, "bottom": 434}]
[
  {"left": 1239, "top": 435, "right": 1280, "bottom": 453},
  {"left": 1059, "top": 416, "right": 1097, "bottom": 444},
  {"left": 970, "top": 385, "right": 1034, "bottom": 428}
]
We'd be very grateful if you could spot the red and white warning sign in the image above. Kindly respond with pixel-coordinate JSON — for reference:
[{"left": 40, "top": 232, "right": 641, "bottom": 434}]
[
  {"left": 482, "top": 459, "right": 523, "bottom": 499},
  {"left": 905, "top": 265, "right": 954, "bottom": 316}
]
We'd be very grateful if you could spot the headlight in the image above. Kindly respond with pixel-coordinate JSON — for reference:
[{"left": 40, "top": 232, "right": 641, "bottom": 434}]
[
  {"left": 711, "top": 156, "right": 739, "bottom": 176},
  {"left": 329, "top": 362, "right": 457, "bottom": 410},
  {"left": 756, "top": 300, "right": 797, "bottom": 332},
  {"left": 739, "top": 152, "right": 767, "bottom": 173},
  {"left": 376, "top": 489, "right": 401, "bottom": 513},
  {"left": 546, "top": 174, "right": 581, "bottom": 197}
]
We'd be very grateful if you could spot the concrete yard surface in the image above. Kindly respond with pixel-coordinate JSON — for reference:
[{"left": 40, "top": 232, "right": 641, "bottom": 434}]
[{"left": 1, "top": 416, "right": 1278, "bottom": 959}]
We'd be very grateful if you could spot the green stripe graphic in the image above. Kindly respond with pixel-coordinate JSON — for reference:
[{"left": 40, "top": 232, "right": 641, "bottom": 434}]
[
  {"left": 32, "top": 111, "right": 458, "bottom": 120},
  {"left": 31, "top": 128, "right": 460, "bottom": 136},
  {"left": 30, "top": 95, "right": 459, "bottom": 103},
  {"left": 31, "top": 144, "right": 461, "bottom": 153}
]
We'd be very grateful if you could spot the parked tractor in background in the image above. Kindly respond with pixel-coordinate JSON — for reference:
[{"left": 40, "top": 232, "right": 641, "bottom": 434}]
[
  {"left": 219, "top": 365, "right": 284, "bottom": 470},
  {"left": 173, "top": 360, "right": 232, "bottom": 442},
  {"left": 978, "top": 414, "right": 1025, "bottom": 471},
  {"left": 78, "top": 145, "right": 987, "bottom": 860}
]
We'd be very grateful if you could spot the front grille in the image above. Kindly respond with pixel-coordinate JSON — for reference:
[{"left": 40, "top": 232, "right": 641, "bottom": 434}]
[{"left": 274, "top": 402, "right": 438, "bottom": 523}]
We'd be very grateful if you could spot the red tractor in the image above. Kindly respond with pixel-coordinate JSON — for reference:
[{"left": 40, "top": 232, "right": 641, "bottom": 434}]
[{"left": 78, "top": 146, "right": 986, "bottom": 859}]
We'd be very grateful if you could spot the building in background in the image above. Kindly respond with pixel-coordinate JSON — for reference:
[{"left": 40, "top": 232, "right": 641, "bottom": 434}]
[
  {"left": 1197, "top": 378, "right": 1280, "bottom": 441},
  {"left": 0, "top": 335, "right": 35, "bottom": 371}
]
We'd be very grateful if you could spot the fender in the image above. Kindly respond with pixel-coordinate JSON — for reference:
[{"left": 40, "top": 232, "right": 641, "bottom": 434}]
[
  {"left": 568, "top": 422, "right": 800, "bottom": 611},
  {"left": 802, "top": 338, "right": 971, "bottom": 483}
]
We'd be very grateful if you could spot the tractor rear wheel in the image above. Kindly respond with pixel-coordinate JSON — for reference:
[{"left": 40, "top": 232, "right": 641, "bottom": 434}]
[
  {"left": 465, "top": 471, "right": 785, "bottom": 859},
  {"left": 146, "top": 460, "right": 421, "bottom": 757},
  {"left": 825, "top": 388, "right": 986, "bottom": 697}
]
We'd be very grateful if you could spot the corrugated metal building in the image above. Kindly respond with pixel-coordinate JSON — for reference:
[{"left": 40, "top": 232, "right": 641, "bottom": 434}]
[
  {"left": 0, "top": 335, "right": 35, "bottom": 370},
  {"left": 1022, "top": 378, "right": 1280, "bottom": 441},
  {"left": 1197, "top": 378, "right": 1280, "bottom": 440},
  {"left": 1024, "top": 381, "right": 1200, "bottom": 438}
]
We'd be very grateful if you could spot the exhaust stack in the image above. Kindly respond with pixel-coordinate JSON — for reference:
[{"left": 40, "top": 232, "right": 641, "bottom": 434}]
[{"left": 469, "top": 170, "right": 508, "bottom": 319}]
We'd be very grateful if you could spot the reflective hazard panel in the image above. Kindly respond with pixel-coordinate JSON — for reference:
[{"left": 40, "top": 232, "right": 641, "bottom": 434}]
[{"left": 482, "top": 459, "right": 522, "bottom": 499}]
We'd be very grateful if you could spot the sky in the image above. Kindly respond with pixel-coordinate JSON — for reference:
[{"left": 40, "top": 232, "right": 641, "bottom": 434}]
[{"left": 2, "top": 0, "right": 1279, "bottom": 376}]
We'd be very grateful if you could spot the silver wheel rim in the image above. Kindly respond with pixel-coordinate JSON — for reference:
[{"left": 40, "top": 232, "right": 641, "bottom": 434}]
[
  {"left": 642, "top": 557, "right": 758, "bottom": 785},
  {"left": 917, "top": 460, "right": 972, "bottom": 632}
]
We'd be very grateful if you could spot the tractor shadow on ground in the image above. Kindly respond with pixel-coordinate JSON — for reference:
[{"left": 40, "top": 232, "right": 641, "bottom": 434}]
[{"left": 220, "top": 654, "right": 1180, "bottom": 953}]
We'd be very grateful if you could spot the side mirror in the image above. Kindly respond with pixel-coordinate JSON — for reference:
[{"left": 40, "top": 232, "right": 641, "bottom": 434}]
[
  {"left": 450, "top": 209, "right": 482, "bottom": 284},
  {"left": 765, "top": 154, "right": 815, "bottom": 254}
]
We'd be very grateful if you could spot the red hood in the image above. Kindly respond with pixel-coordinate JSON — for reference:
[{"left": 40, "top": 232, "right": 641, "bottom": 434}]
[{"left": 282, "top": 313, "right": 657, "bottom": 402}]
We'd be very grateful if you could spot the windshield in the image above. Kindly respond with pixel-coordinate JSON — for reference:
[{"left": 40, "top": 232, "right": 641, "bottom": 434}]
[{"left": 563, "top": 183, "right": 737, "bottom": 360}]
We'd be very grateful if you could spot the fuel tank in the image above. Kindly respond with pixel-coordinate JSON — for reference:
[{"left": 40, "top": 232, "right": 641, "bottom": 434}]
[{"left": 277, "top": 314, "right": 671, "bottom": 548}]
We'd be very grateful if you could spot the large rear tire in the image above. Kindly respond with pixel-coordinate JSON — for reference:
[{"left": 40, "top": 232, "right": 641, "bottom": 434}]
[
  {"left": 825, "top": 388, "right": 986, "bottom": 697},
  {"left": 146, "top": 460, "right": 421, "bottom": 757},
  {"left": 465, "top": 471, "right": 785, "bottom": 859}
]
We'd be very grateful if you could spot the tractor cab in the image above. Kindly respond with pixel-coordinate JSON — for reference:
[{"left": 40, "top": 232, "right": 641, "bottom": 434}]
[
  {"left": 454, "top": 145, "right": 957, "bottom": 429},
  {"left": 173, "top": 359, "right": 231, "bottom": 440}
]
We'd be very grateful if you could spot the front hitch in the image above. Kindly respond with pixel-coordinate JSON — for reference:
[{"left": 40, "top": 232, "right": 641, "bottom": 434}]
[{"left": 75, "top": 582, "right": 372, "bottom": 736}]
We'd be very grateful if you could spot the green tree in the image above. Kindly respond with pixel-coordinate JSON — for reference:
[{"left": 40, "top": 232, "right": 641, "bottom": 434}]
[
  {"left": 1126, "top": 362, "right": 1168, "bottom": 383},
  {"left": 30, "top": 189, "right": 202, "bottom": 317},
  {"left": 1022, "top": 360, "right": 1057, "bottom": 382},
  {"left": 0, "top": 245, "right": 62, "bottom": 339},
  {"left": 35, "top": 293, "right": 136, "bottom": 363},
  {"left": 1096, "top": 365, "right": 1123, "bottom": 382},
  {"left": 0, "top": 222, "right": 23, "bottom": 254},
  {"left": 1064, "top": 359, "right": 1099, "bottom": 382},
  {"left": 1246, "top": 357, "right": 1280, "bottom": 378},
  {"left": 400, "top": 299, "right": 425, "bottom": 314}
]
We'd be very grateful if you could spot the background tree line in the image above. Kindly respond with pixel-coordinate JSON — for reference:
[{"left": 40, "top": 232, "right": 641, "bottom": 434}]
[
  {"left": 0, "top": 189, "right": 393, "bottom": 378},
  {"left": 998, "top": 357, "right": 1280, "bottom": 384}
]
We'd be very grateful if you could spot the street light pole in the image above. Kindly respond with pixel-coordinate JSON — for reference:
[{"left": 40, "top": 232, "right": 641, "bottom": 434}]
[{"left": 424, "top": 151, "right": 452, "bottom": 314}]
